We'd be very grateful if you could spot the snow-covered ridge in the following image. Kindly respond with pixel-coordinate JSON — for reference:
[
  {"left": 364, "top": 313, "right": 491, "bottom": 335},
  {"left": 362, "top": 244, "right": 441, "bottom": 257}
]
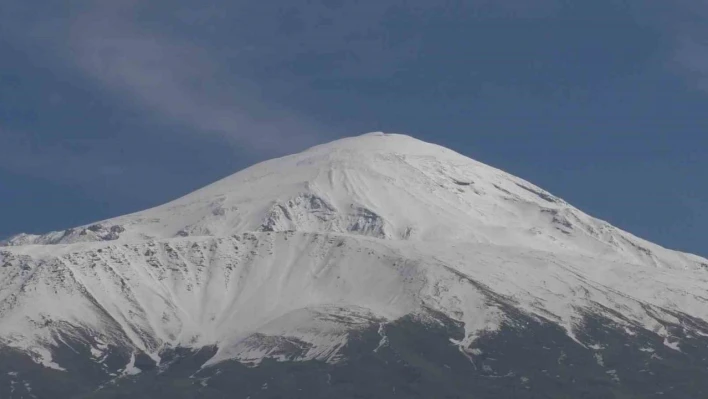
[
  {"left": 1, "top": 132, "right": 707, "bottom": 371},
  {"left": 4, "top": 133, "right": 706, "bottom": 271}
]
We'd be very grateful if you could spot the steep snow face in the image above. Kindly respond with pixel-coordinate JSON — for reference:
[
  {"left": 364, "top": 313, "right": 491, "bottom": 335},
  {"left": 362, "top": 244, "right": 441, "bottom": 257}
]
[
  {"left": 1, "top": 132, "right": 707, "bottom": 371},
  {"left": 2, "top": 232, "right": 707, "bottom": 371},
  {"left": 4, "top": 133, "right": 705, "bottom": 271},
  {"left": 0, "top": 233, "right": 425, "bottom": 367}
]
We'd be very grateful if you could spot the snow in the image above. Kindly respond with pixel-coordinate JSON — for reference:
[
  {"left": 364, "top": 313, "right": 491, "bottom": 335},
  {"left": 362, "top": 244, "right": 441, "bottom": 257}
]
[
  {"left": 30, "top": 347, "right": 66, "bottom": 371},
  {"left": 606, "top": 369, "right": 620, "bottom": 383},
  {"left": 663, "top": 338, "right": 681, "bottom": 352},
  {"left": 123, "top": 353, "right": 142, "bottom": 376},
  {"left": 90, "top": 346, "right": 103, "bottom": 358},
  {"left": 1, "top": 132, "right": 707, "bottom": 369},
  {"left": 374, "top": 323, "right": 389, "bottom": 353}
]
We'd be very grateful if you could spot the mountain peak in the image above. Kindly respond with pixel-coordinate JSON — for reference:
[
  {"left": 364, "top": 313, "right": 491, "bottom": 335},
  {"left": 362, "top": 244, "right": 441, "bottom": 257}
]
[
  {"left": 302, "top": 132, "right": 466, "bottom": 160},
  {"left": 3, "top": 133, "right": 705, "bottom": 271},
  {"left": 358, "top": 131, "right": 388, "bottom": 136}
]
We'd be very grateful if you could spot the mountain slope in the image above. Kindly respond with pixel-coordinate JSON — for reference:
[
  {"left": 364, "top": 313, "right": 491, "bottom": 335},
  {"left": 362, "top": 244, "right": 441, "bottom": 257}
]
[
  {"left": 1, "top": 133, "right": 707, "bottom": 398},
  {"left": 5, "top": 133, "right": 704, "bottom": 271}
]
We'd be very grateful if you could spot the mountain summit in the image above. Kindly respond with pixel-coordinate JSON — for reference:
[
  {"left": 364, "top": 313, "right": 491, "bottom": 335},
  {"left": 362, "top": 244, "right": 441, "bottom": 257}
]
[
  {"left": 5, "top": 133, "right": 704, "bottom": 270},
  {"left": 2, "top": 133, "right": 708, "bottom": 398}
]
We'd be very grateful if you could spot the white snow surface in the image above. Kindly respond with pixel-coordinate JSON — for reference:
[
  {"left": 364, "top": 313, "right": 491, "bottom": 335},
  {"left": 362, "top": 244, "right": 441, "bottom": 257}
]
[{"left": 1, "top": 133, "right": 707, "bottom": 369}]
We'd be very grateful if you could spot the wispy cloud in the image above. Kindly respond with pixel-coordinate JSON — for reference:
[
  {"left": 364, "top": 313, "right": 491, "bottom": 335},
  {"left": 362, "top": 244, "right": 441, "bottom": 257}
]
[
  {"left": 60, "top": 2, "right": 328, "bottom": 153},
  {"left": 0, "top": 0, "right": 343, "bottom": 204},
  {"left": 659, "top": 1, "right": 708, "bottom": 93},
  {"left": 674, "top": 37, "right": 708, "bottom": 92}
]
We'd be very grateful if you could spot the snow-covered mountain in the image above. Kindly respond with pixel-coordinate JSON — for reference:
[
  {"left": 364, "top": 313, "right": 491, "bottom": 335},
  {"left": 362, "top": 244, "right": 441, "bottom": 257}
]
[
  {"left": 4, "top": 132, "right": 705, "bottom": 271},
  {"left": 2, "top": 133, "right": 708, "bottom": 398}
]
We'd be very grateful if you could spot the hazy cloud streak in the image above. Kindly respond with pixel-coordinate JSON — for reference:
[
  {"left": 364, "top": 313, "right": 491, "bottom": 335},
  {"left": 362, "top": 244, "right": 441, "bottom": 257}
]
[
  {"left": 64, "top": 2, "right": 327, "bottom": 153},
  {"left": 659, "top": 1, "right": 708, "bottom": 93}
]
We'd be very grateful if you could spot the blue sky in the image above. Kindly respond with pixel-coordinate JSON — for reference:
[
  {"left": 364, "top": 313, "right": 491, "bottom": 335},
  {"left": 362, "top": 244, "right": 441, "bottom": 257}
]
[{"left": 1, "top": 1, "right": 707, "bottom": 256}]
